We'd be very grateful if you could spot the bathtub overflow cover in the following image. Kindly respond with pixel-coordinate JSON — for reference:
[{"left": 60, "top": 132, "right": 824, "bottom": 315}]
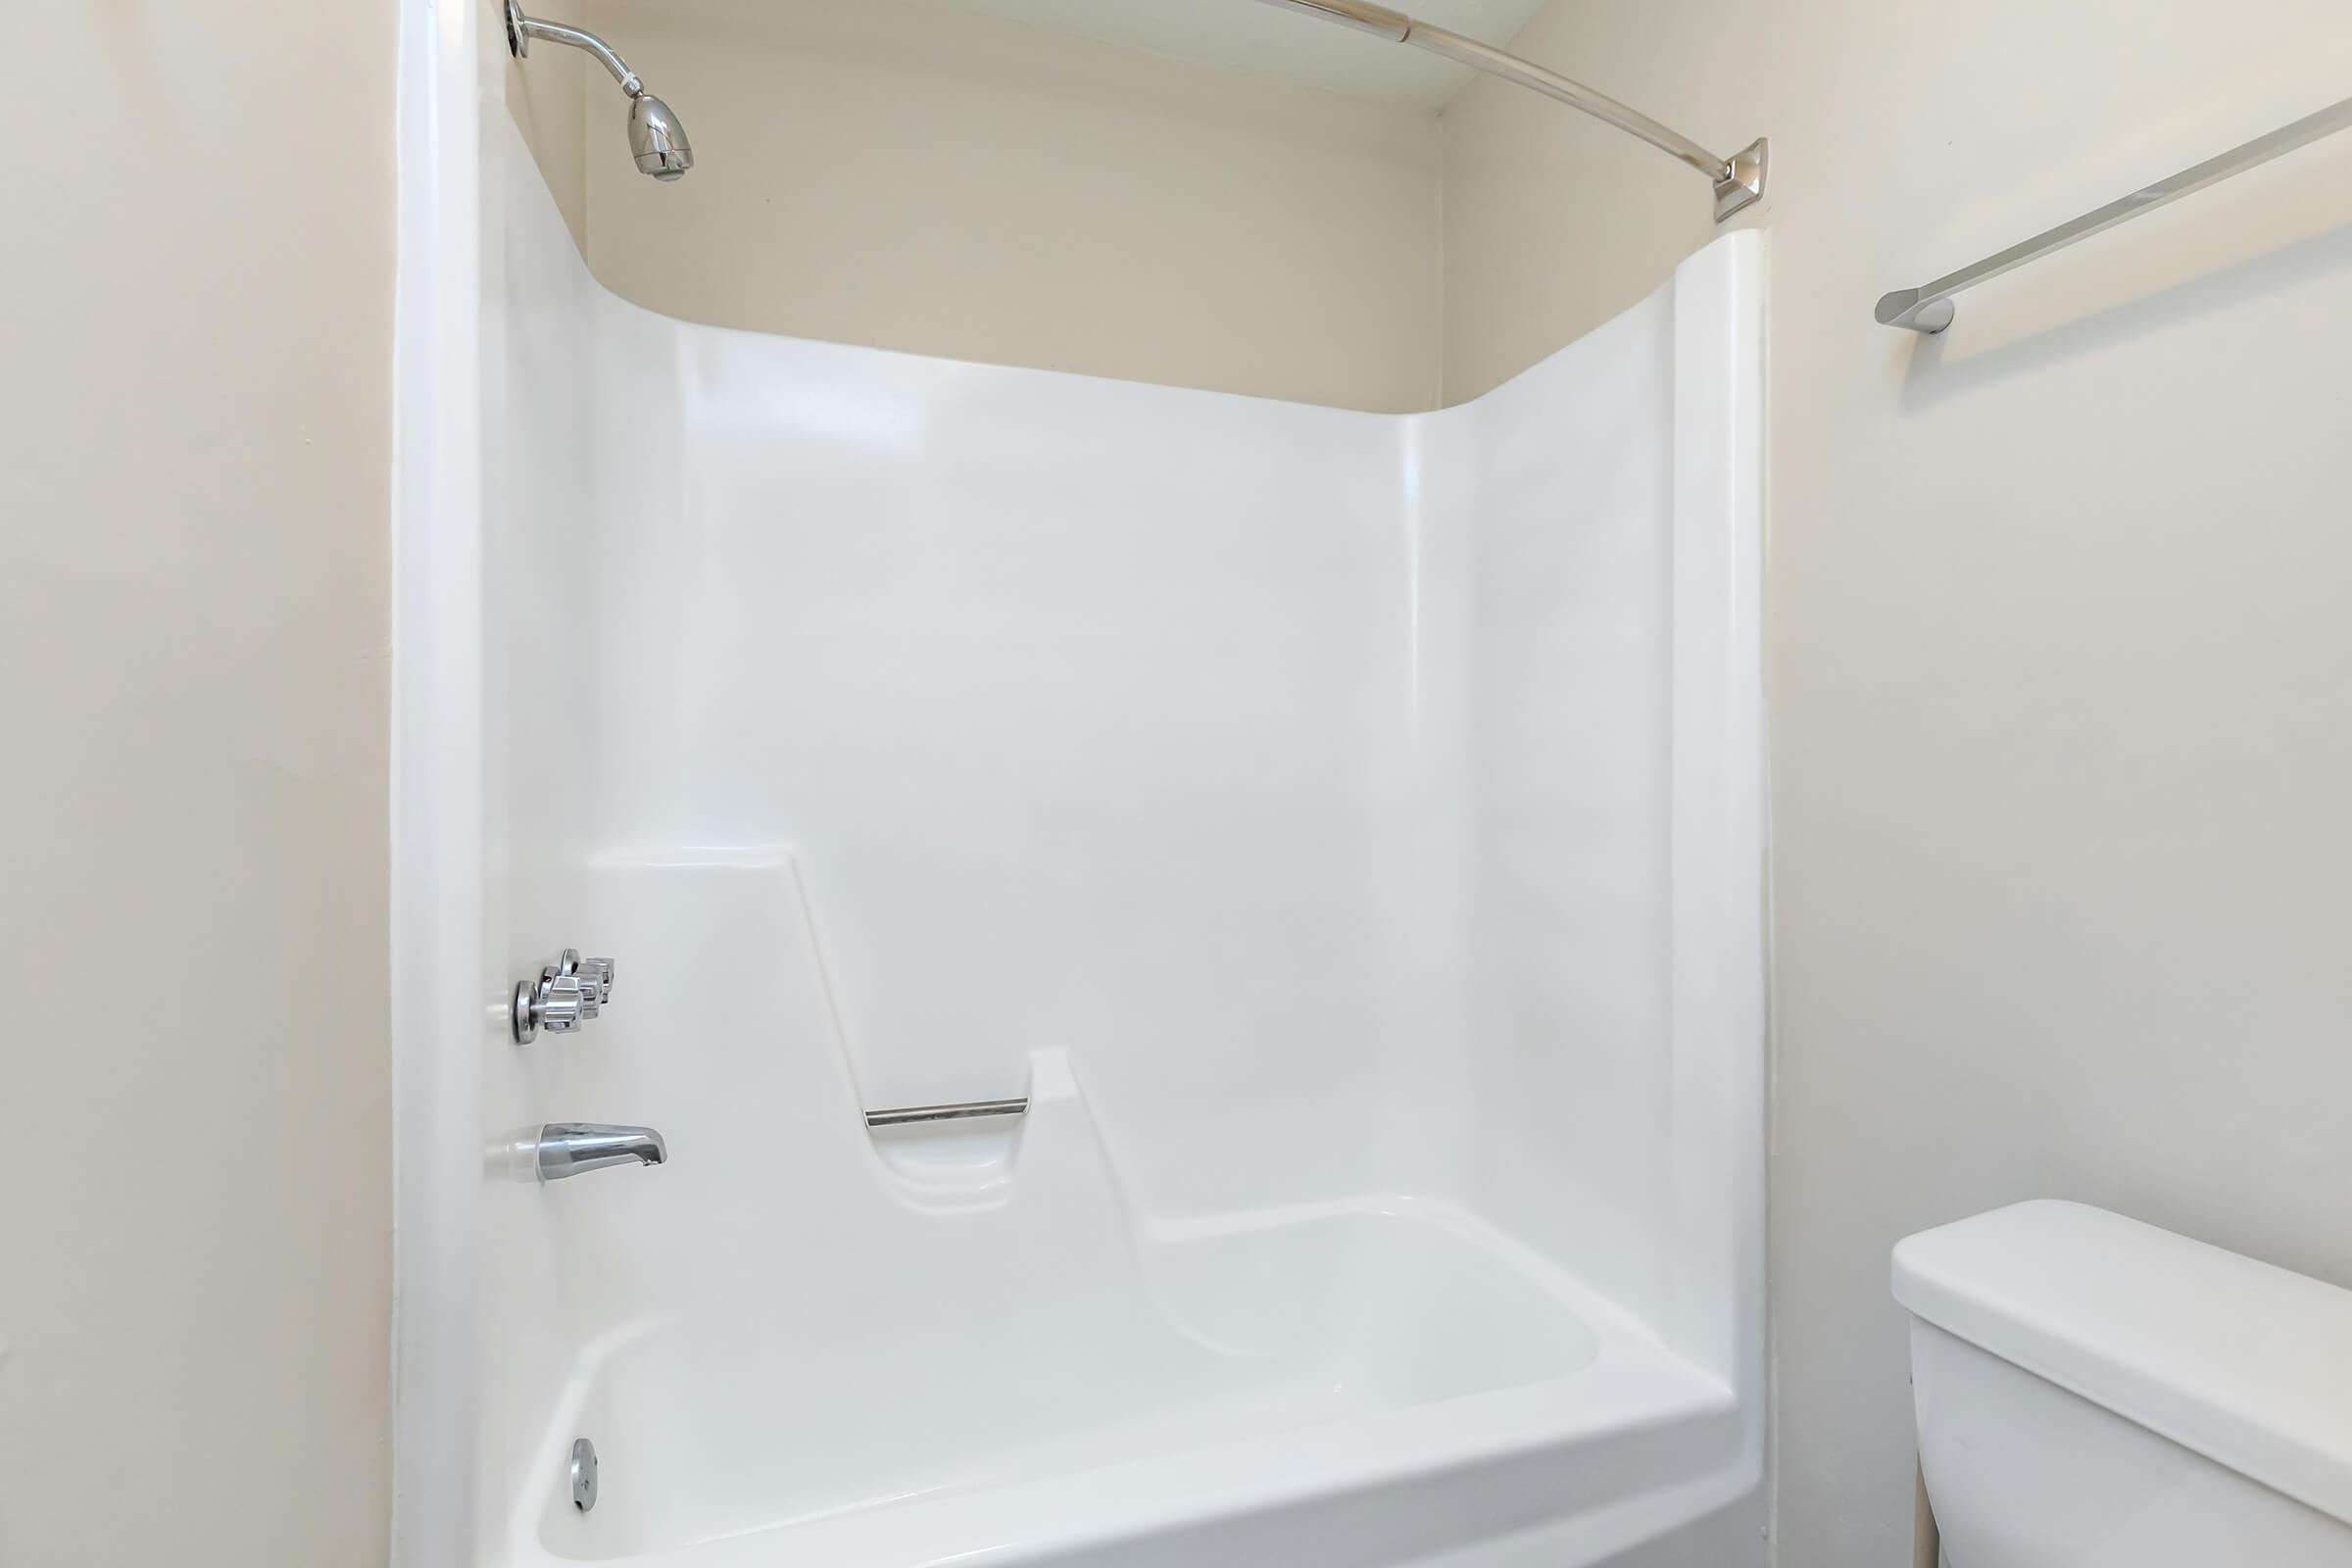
[{"left": 570, "top": 1437, "right": 599, "bottom": 1512}]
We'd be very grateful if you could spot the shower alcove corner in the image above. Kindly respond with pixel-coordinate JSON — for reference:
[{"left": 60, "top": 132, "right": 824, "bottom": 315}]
[{"left": 393, "top": 47, "right": 1764, "bottom": 1568}]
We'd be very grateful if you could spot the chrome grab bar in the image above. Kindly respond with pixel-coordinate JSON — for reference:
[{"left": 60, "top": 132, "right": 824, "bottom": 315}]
[{"left": 864, "top": 1098, "right": 1029, "bottom": 1130}]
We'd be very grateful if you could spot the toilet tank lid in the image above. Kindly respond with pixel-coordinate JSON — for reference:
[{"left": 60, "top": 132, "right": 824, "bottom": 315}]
[{"left": 1893, "top": 1200, "right": 2352, "bottom": 1530}]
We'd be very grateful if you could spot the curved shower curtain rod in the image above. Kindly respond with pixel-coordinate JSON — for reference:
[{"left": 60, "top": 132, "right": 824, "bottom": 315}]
[{"left": 1257, "top": 0, "right": 1767, "bottom": 221}]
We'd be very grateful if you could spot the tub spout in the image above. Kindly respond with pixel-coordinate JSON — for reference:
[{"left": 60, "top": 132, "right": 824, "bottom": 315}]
[{"left": 534, "top": 1122, "right": 668, "bottom": 1181}]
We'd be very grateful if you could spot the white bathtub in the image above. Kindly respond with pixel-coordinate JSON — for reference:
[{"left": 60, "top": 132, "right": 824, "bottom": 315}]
[
  {"left": 497, "top": 855, "right": 1751, "bottom": 1567},
  {"left": 392, "top": 68, "right": 1764, "bottom": 1567}
]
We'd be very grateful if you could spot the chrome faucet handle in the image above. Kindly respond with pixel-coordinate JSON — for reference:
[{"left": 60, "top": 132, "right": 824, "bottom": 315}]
[
  {"left": 511, "top": 948, "right": 618, "bottom": 1043},
  {"left": 546, "top": 965, "right": 599, "bottom": 1026},
  {"left": 562, "top": 950, "right": 615, "bottom": 1005},
  {"left": 512, "top": 966, "right": 595, "bottom": 1043}
]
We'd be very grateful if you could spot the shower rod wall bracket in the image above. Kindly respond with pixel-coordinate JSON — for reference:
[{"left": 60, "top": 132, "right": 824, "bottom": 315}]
[{"left": 1714, "top": 138, "right": 1769, "bottom": 222}]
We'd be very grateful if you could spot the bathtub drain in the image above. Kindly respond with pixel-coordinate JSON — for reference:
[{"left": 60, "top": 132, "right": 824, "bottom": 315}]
[{"left": 570, "top": 1437, "right": 599, "bottom": 1512}]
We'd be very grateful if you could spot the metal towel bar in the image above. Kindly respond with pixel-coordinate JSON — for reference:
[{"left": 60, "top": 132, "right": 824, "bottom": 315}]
[
  {"left": 1878, "top": 92, "right": 2352, "bottom": 333},
  {"left": 864, "top": 1098, "right": 1030, "bottom": 1130}
]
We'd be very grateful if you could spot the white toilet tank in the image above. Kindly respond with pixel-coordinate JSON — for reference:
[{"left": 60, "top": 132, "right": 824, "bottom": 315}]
[{"left": 1893, "top": 1200, "right": 2352, "bottom": 1568}]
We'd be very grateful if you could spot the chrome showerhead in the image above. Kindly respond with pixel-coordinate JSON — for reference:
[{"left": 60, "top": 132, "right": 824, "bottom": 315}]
[
  {"left": 627, "top": 91, "right": 693, "bottom": 181},
  {"left": 508, "top": 2, "right": 694, "bottom": 182}
]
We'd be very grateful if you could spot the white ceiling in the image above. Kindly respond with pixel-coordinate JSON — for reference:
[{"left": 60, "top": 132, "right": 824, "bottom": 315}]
[{"left": 921, "top": 0, "right": 1554, "bottom": 110}]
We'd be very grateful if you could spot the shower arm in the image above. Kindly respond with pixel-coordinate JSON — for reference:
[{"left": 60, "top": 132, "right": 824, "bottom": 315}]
[
  {"left": 506, "top": 2, "right": 645, "bottom": 98},
  {"left": 1257, "top": 0, "right": 1767, "bottom": 221}
]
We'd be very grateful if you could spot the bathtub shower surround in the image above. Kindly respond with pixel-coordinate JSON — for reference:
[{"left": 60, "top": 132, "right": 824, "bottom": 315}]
[{"left": 394, "top": 91, "right": 1762, "bottom": 1566}]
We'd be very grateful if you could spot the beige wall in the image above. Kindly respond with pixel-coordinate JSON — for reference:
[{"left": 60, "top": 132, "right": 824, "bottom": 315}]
[
  {"left": 1446, "top": 3, "right": 2352, "bottom": 1563},
  {"left": 0, "top": 7, "right": 393, "bottom": 1566},
  {"left": 508, "top": 0, "right": 1445, "bottom": 413},
  {"left": 509, "top": 26, "right": 589, "bottom": 251}
]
